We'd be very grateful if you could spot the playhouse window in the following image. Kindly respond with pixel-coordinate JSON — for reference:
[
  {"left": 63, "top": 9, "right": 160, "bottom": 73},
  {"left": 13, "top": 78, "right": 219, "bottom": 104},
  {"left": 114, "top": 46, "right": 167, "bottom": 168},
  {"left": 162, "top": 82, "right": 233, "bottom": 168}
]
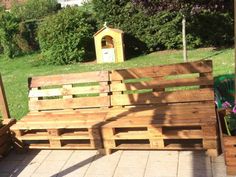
[{"left": 101, "top": 36, "right": 114, "bottom": 48}]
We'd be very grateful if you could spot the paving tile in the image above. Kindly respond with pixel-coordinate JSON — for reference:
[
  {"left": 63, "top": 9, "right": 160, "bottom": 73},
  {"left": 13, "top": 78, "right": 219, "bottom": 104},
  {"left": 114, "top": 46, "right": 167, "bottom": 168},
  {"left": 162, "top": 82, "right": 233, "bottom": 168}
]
[
  {"left": 33, "top": 160, "right": 66, "bottom": 176},
  {"left": 113, "top": 167, "right": 145, "bottom": 177},
  {"left": 148, "top": 151, "right": 179, "bottom": 163},
  {"left": 31, "top": 173, "right": 57, "bottom": 177},
  {"left": 57, "top": 151, "right": 97, "bottom": 177},
  {"left": 177, "top": 168, "right": 213, "bottom": 177},
  {"left": 0, "top": 173, "right": 11, "bottom": 177},
  {"left": 178, "top": 151, "right": 211, "bottom": 170},
  {"left": 211, "top": 162, "right": 227, "bottom": 177},
  {"left": 44, "top": 150, "right": 73, "bottom": 161},
  {"left": 4, "top": 152, "right": 27, "bottom": 161},
  {"left": 117, "top": 151, "right": 149, "bottom": 168},
  {"left": 145, "top": 162, "right": 178, "bottom": 177},
  {"left": 8, "top": 163, "right": 41, "bottom": 177},
  {"left": 0, "top": 160, "right": 21, "bottom": 173},
  {"left": 211, "top": 154, "right": 225, "bottom": 163},
  {"left": 84, "top": 151, "right": 122, "bottom": 176}
]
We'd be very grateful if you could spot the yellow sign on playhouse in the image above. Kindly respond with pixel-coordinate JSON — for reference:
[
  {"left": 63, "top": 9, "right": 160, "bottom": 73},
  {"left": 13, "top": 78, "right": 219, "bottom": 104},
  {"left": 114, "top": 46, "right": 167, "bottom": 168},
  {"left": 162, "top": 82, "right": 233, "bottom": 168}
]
[{"left": 94, "top": 25, "right": 125, "bottom": 63}]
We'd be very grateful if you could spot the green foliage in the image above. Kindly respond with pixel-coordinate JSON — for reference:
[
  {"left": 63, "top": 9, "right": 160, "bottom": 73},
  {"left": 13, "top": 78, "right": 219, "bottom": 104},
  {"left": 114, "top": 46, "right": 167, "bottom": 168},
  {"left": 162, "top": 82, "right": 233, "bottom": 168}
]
[
  {"left": 0, "top": 11, "right": 20, "bottom": 58},
  {"left": 37, "top": 7, "right": 97, "bottom": 65},
  {"left": 189, "top": 12, "right": 234, "bottom": 47},
  {"left": 15, "top": 20, "right": 39, "bottom": 52},
  {"left": 93, "top": 0, "right": 233, "bottom": 52},
  {"left": 11, "top": 0, "right": 60, "bottom": 20}
]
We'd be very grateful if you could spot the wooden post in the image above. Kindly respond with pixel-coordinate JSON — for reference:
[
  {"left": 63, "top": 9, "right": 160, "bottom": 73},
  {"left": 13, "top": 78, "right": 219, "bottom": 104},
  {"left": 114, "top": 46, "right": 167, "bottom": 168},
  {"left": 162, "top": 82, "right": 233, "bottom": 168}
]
[
  {"left": 0, "top": 74, "right": 10, "bottom": 119},
  {"left": 182, "top": 15, "right": 188, "bottom": 62}
]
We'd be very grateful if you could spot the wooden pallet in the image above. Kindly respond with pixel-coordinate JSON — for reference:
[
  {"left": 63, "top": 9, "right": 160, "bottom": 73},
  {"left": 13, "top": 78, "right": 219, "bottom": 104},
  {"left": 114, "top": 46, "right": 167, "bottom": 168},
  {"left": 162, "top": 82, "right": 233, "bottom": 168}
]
[
  {"left": 11, "top": 71, "right": 110, "bottom": 150},
  {"left": 102, "top": 116, "right": 217, "bottom": 154},
  {"left": 11, "top": 113, "right": 104, "bottom": 149},
  {"left": 218, "top": 109, "right": 236, "bottom": 176},
  {"left": 102, "top": 60, "right": 219, "bottom": 156},
  {"left": 0, "top": 119, "right": 16, "bottom": 157},
  {"left": 223, "top": 136, "right": 236, "bottom": 175}
]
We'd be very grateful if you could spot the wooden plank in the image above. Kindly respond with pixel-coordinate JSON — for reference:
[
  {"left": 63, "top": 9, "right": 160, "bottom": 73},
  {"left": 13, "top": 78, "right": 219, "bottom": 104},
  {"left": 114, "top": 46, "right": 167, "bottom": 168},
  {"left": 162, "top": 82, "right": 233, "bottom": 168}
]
[
  {"left": 102, "top": 119, "right": 203, "bottom": 128},
  {"left": 105, "top": 106, "right": 216, "bottom": 119},
  {"left": 0, "top": 74, "right": 10, "bottom": 119},
  {"left": 30, "top": 71, "right": 109, "bottom": 88},
  {"left": 29, "top": 85, "right": 109, "bottom": 98},
  {"left": 111, "top": 76, "right": 213, "bottom": 92},
  {"left": 29, "top": 96, "right": 110, "bottom": 111},
  {"left": 11, "top": 121, "right": 102, "bottom": 130},
  {"left": 111, "top": 88, "right": 214, "bottom": 106},
  {"left": 111, "top": 60, "right": 212, "bottom": 80},
  {"left": 22, "top": 113, "right": 107, "bottom": 122}
]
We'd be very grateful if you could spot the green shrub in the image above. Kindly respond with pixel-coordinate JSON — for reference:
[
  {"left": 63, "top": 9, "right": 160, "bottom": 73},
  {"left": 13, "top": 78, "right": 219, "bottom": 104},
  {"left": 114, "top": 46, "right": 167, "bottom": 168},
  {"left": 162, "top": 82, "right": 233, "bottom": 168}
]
[
  {"left": 37, "top": 7, "right": 97, "bottom": 65},
  {"left": 189, "top": 12, "right": 234, "bottom": 47},
  {"left": 93, "top": 0, "right": 233, "bottom": 52},
  {"left": 11, "top": 0, "right": 60, "bottom": 20},
  {"left": 0, "top": 11, "right": 20, "bottom": 58},
  {"left": 15, "top": 20, "right": 39, "bottom": 53}
]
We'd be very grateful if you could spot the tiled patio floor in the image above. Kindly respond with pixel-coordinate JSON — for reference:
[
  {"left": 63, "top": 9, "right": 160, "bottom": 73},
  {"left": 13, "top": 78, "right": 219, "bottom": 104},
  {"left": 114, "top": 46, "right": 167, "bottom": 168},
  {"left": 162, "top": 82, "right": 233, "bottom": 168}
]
[{"left": 0, "top": 150, "right": 233, "bottom": 177}]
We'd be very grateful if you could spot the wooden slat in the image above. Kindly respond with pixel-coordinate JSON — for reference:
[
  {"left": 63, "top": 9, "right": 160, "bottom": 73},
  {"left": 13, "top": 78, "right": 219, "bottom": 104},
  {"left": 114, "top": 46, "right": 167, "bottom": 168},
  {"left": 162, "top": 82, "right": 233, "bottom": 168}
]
[
  {"left": 105, "top": 103, "right": 216, "bottom": 118},
  {"left": 23, "top": 112, "right": 107, "bottom": 121},
  {"left": 0, "top": 74, "right": 10, "bottom": 119},
  {"left": 11, "top": 120, "right": 102, "bottom": 130},
  {"left": 29, "top": 85, "right": 109, "bottom": 98},
  {"left": 29, "top": 96, "right": 110, "bottom": 111},
  {"left": 111, "top": 60, "right": 212, "bottom": 80},
  {"left": 111, "top": 76, "right": 213, "bottom": 92},
  {"left": 111, "top": 88, "right": 214, "bottom": 106},
  {"left": 30, "top": 71, "right": 109, "bottom": 88}
]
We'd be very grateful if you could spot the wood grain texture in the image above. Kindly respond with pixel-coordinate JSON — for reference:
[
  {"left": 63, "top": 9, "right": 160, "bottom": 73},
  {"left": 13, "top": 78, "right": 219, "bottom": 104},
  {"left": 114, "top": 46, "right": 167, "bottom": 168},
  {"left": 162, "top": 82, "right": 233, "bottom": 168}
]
[
  {"left": 0, "top": 74, "right": 10, "bottom": 119},
  {"left": 111, "top": 88, "right": 214, "bottom": 106},
  {"left": 29, "top": 96, "right": 110, "bottom": 111},
  {"left": 30, "top": 71, "right": 109, "bottom": 88},
  {"left": 111, "top": 60, "right": 212, "bottom": 80}
]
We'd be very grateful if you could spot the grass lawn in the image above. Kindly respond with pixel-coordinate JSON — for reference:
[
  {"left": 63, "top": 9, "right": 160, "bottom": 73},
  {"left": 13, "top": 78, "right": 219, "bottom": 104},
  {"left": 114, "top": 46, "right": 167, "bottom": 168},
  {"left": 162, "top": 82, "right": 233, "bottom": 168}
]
[{"left": 0, "top": 47, "right": 234, "bottom": 119}]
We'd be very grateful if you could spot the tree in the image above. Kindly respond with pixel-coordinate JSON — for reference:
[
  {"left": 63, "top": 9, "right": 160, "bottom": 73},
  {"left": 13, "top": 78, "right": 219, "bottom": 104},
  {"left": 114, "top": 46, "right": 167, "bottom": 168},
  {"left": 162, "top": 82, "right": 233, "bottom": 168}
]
[
  {"left": 37, "top": 7, "right": 97, "bottom": 65},
  {"left": 11, "top": 0, "right": 60, "bottom": 20},
  {"left": 132, "top": 0, "right": 233, "bottom": 62}
]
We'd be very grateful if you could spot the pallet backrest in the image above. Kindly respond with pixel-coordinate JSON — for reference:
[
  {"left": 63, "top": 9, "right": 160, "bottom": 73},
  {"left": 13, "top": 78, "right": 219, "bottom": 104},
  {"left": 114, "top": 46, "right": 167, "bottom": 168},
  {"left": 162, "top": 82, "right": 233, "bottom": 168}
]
[
  {"left": 28, "top": 71, "right": 110, "bottom": 112},
  {"left": 110, "top": 60, "right": 214, "bottom": 107}
]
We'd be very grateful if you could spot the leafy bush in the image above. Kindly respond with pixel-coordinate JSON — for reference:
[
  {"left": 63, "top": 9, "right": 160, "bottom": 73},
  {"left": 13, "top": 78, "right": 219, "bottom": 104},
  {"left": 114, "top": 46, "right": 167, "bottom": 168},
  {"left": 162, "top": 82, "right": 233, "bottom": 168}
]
[
  {"left": 37, "top": 7, "right": 97, "bottom": 65},
  {"left": 0, "top": 10, "right": 20, "bottom": 58},
  {"left": 11, "top": 0, "right": 60, "bottom": 20},
  {"left": 15, "top": 20, "right": 39, "bottom": 52},
  {"left": 93, "top": 0, "right": 233, "bottom": 52}
]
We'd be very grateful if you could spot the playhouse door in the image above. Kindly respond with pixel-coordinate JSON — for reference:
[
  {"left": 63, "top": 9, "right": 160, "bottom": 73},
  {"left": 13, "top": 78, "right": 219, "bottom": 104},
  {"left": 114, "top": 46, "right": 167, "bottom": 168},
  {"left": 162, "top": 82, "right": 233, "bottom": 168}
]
[{"left": 102, "top": 48, "right": 115, "bottom": 63}]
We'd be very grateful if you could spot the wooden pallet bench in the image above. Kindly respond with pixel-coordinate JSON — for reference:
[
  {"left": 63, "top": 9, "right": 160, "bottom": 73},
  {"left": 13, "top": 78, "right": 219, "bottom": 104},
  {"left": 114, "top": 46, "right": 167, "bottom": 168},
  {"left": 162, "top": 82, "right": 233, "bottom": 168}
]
[
  {"left": 102, "top": 60, "right": 219, "bottom": 156},
  {"left": 11, "top": 71, "right": 110, "bottom": 150}
]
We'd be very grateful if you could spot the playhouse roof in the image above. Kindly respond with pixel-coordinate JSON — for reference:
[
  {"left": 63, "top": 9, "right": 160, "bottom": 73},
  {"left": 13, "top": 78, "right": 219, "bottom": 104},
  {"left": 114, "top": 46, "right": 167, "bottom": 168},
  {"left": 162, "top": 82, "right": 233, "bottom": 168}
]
[{"left": 94, "top": 27, "right": 124, "bottom": 37}]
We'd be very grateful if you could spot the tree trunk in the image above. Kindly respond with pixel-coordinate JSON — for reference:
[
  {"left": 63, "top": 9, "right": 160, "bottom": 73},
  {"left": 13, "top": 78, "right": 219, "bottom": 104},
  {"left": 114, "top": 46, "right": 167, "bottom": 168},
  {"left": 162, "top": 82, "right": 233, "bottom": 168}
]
[{"left": 182, "top": 15, "right": 188, "bottom": 62}]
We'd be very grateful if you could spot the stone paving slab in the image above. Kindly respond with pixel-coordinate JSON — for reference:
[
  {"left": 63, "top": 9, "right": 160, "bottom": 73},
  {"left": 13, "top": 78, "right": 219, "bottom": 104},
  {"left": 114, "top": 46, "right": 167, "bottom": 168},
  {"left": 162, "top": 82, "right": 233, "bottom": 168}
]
[{"left": 0, "top": 150, "right": 234, "bottom": 177}]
